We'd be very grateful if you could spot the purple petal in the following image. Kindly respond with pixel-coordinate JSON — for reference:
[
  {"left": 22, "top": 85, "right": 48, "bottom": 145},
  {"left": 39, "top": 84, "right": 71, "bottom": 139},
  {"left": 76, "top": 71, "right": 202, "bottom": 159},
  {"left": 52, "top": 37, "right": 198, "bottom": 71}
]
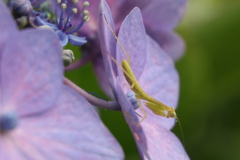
[
  {"left": 35, "top": 16, "right": 58, "bottom": 30},
  {"left": 55, "top": 30, "right": 68, "bottom": 46},
  {"left": 93, "top": 57, "right": 115, "bottom": 99},
  {"left": 116, "top": 79, "right": 150, "bottom": 159},
  {"left": 141, "top": 0, "right": 187, "bottom": 30},
  {"left": 1, "top": 29, "right": 63, "bottom": 116},
  {"left": 146, "top": 29, "right": 186, "bottom": 61},
  {"left": 68, "top": 34, "right": 87, "bottom": 46},
  {"left": 113, "top": 0, "right": 187, "bottom": 30},
  {"left": 0, "top": 1, "right": 18, "bottom": 52},
  {"left": 138, "top": 36, "right": 179, "bottom": 129},
  {"left": 111, "top": 0, "right": 148, "bottom": 28},
  {"left": 116, "top": 7, "right": 147, "bottom": 85},
  {"left": 98, "top": 0, "right": 118, "bottom": 99},
  {"left": 0, "top": 86, "right": 124, "bottom": 160},
  {"left": 141, "top": 124, "right": 189, "bottom": 160}
]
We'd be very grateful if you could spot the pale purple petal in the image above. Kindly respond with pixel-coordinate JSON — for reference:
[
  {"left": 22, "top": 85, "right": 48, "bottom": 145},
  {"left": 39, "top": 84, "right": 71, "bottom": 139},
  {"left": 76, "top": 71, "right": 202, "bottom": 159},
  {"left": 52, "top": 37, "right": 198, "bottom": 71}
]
[
  {"left": 111, "top": 0, "right": 148, "bottom": 27},
  {"left": 116, "top": 80, "right": 150, "bottom": 159},
  {"left": 98, "top": 0, "right": 118, "bottom": 99},
  {"left": 141, "top": 0, "right": 187, "bottom": 30},
  {"left": 141, "top": 124, "right": 189, "bottom": 160},
  {"left": 1, "top": 29, "right": 63, "bottom": 116},
  {"left": 0, "top": 86, "right": 124, "bottom": 160},
  {"left": 55, "top": 30, "right": 68, "bottom": 46},
  {"left": 116, "top": 7, "right": 147, "bottom": 85},
  {"left": 68, "top": 34, "right": 87, "bottom": 46},
  {"left": 0, "top": 1, "right": 18, "bottom": 52},
  {"left": 35, "top": 16, "right": 58, "bottom": 30},
  {"left": 146, "top": 30, "right": 185, "bottom": 61},
  {"left": 113, "top": 0, "right": 187, "bottom": 60},
  {"left": 138, "top": 36, "right": 179, "bottom": 129},
  {"left": 93, "top": 57, "right": 114, "bottom": 99}
]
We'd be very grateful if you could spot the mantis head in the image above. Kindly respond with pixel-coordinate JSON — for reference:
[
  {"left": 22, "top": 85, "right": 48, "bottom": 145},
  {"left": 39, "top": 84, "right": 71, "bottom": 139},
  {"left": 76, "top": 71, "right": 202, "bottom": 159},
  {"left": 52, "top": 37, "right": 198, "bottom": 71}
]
[{"left": 167, "top": 107, "right": 177, "bottom": 118}]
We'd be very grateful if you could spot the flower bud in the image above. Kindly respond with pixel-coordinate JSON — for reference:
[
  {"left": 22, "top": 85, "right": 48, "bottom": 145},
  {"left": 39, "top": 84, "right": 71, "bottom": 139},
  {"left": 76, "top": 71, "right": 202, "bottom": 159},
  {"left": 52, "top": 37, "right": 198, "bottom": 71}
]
[
  {"left": 62, "top": 49, "right": 75, "bottom": 67},
  {"left": 16, "top": 16, "right": 27, "bottom": 28},
  {"left": 12, "top": 0, "right": 33, "bottom": 18}
]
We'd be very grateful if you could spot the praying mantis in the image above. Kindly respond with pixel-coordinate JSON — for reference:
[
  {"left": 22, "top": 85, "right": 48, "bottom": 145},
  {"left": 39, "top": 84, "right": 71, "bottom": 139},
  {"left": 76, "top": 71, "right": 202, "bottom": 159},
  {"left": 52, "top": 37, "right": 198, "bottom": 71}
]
[
  {"left": 103, "top": 15, "right": 177, "bottom": 121},
  {"left": 102, "top": 13, "right": 186, "bottom": 157}
]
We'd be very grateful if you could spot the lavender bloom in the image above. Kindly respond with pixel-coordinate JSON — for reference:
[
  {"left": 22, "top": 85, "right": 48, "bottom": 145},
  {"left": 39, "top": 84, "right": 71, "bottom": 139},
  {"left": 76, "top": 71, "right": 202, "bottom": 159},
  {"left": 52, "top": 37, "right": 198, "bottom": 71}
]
[
  {"left": 98, "top": 1, "right": 189, "bottom": 159},
  {"left": 64, "top": 0, "right": 187, "bottom": 101},
  {"left": 71, "top": 0, "right": 187, "bottom": 60},
  {"left": 0, "top": 1, "right": 123, "bottom": 159},
  {"left": 35, "top": 0, "right": 88, "bottom": 47}
]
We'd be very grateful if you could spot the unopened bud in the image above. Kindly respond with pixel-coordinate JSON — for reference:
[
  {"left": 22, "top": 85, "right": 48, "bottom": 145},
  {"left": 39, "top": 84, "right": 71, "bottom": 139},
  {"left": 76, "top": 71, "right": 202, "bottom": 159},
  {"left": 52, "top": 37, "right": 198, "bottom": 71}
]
[
  {"left": 39, "top": 1, "right": 51, "bottom": 11},
  {"left": 12, "top": 0, "right": 33, "bottom": 18},
  {"left": 16, "top": 16, "right": 27, "bottom": 28},
  {"left": 62, "top": 49, "right": 75, "bottom": 67}
]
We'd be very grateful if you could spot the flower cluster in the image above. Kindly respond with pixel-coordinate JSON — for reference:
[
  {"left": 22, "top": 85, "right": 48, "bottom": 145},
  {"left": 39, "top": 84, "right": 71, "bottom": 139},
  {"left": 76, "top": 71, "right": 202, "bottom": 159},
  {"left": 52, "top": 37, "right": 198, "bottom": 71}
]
[
  {"left": 0, "top": 0, "right": 189, "bottom": 159},
  {"left": 36, "top": 0, "right": 90, "bottom": 46}
]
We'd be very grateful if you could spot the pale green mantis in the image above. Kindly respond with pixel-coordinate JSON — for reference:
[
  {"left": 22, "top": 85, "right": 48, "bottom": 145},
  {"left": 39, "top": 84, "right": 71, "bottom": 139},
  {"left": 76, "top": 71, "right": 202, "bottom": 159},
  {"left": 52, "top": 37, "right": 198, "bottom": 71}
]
[
  {"left": 103, "top": 15, "right": 177, "bottom": 121},
  {"left": 103, "top": 13, "right": 186, "bottom": 156}
]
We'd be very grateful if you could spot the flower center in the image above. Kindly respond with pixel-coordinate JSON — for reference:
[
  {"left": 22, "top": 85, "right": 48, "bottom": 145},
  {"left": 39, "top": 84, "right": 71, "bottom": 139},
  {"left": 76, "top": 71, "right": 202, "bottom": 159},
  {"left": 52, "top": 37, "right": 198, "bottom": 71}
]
[
  {"left": 55, "top": 0, "right": 90, "bottom": 34},
  {"left": 0, "top": 111, "right": 18, "bottom": 133}
]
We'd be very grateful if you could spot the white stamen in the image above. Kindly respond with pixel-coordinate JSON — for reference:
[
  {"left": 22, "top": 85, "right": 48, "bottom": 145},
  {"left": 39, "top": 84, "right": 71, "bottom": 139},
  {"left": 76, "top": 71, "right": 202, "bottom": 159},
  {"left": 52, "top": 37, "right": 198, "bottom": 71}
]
[
  {"left": 72, "top": 8, "right": 77, "bottom": 14},
  {"left": 83, "top": 1, "right": 89, "bottom": 7},
  {"left": 61, "top": 3, "right": 66, "bottom": 9},
  {"left": 57, "top": 0, "right": 61, "bottom": 4},
  {"left": 73, "top": 0, "right": 78, "bottom": 4},
  {"left": 83, "top": 15, "right": 90, "bottom": 21},
  {"left": 83, "top": 10, "right": 89, "bottom": 16}
]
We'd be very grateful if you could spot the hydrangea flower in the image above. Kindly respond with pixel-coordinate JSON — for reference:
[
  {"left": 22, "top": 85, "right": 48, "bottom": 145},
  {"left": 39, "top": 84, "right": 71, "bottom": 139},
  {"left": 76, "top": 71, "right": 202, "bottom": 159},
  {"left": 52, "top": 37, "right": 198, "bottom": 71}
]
[
  {"left": 62, "top": 0, "right": 187, "bottom": 101},
  {"left": 0, "top": 1, "right": 123, "bottom": 159},
  {"left": 98, "top": 0, "right": 189, "bottom": 159},
  {"left": 35, "top": 0, "right": 88, "bottom": 47},
  {"left": 70, "top": 0, "right": 187, "bottom": 60}
]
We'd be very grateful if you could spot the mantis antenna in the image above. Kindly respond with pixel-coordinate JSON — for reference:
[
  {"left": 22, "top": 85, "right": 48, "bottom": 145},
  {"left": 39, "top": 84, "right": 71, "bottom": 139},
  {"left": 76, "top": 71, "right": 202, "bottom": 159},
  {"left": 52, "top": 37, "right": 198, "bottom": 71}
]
[
  {"left": 103, "top": 15, "right": 131, "bottom": 63},
  {"left": 176, "top": 116, "right": 186, "bottom": 159}
]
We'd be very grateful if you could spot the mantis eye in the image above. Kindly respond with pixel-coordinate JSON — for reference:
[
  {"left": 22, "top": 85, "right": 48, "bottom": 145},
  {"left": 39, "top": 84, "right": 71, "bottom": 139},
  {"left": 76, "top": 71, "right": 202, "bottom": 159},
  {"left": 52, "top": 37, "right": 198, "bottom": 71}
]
[{"left": 171, "top": 112, "right": 177, "bottom": 118}]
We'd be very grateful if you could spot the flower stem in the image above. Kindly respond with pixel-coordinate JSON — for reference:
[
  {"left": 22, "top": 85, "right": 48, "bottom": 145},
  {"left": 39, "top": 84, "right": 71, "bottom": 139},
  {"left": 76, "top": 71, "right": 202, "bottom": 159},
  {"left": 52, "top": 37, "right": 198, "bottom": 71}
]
[{"left": 63, "top": 77, "right": 122, "bottom": 111}]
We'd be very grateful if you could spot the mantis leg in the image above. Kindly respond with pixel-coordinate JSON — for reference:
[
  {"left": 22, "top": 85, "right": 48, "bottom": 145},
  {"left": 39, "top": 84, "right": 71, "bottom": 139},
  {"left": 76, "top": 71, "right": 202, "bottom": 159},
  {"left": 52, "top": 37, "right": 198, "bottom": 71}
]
[{"left": 136, "top": 98, "right": 147, "bottom": 124}]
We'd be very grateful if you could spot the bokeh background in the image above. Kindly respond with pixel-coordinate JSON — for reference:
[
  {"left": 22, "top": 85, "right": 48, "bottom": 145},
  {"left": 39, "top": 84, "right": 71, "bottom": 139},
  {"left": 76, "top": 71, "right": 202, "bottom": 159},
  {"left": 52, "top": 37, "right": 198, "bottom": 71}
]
[{"left": 65, "top": 0, "right": 240, "bottom": 159}]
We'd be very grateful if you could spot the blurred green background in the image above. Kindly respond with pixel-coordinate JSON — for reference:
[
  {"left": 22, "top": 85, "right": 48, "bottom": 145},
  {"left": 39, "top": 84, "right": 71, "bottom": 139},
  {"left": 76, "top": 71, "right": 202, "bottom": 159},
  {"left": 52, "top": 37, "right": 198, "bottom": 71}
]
[{"left": 65, "top": 0, "right": 240, "bottom": 159}]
